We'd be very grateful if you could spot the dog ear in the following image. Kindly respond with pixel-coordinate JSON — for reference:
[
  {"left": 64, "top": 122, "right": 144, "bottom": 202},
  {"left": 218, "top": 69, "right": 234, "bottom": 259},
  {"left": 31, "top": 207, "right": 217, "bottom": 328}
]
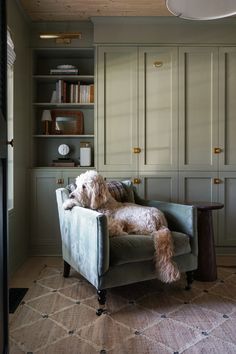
[{"left": 89, "top": 177, "right": 109, "bottom": 209}]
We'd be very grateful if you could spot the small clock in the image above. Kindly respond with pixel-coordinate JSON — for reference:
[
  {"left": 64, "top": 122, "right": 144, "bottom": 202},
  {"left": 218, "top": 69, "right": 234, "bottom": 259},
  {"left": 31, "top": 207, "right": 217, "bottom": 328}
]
[{"left": 58, "top": 144, "right": 70, "bottom": 156}]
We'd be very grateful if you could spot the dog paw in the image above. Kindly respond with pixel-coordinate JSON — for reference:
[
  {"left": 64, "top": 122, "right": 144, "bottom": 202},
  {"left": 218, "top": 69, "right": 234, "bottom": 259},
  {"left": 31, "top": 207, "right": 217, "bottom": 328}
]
[{"left": 63, "top": 200, "right": 74, "bottom": 210}]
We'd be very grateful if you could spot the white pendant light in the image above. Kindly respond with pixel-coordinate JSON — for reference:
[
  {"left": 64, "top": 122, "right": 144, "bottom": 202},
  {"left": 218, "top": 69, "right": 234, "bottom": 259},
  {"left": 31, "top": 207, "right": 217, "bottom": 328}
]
[{"left": 166, "top": 0, "right": 236, "bottom": 20}]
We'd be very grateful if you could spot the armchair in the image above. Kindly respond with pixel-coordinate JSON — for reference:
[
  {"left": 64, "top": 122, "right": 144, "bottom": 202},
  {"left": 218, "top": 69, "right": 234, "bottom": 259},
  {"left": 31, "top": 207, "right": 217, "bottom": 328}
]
[{"left": 56, "top": 181, "right": 198, "bottom": 315}]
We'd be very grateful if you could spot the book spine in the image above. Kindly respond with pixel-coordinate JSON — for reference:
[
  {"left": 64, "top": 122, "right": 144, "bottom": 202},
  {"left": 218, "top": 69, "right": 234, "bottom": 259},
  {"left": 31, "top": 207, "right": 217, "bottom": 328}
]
[
  {"left": 63, "top": 81, "right": 67, "bottom": 103},
  {"left": 90, "top": 84, "right": 94, "bottom": 103}
]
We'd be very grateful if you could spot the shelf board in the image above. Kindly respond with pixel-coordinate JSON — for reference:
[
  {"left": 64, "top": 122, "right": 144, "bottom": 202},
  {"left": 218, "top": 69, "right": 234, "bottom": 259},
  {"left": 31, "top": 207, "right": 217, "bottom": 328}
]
[
  {"left": 33, "top": 75, "right": 94, "bottom": 82},
  {"left": 33, "top": 134, "right": 94, "bottom": 138},
  {"left": 33, "top": 103, "right": 94, "bottom": 108}
]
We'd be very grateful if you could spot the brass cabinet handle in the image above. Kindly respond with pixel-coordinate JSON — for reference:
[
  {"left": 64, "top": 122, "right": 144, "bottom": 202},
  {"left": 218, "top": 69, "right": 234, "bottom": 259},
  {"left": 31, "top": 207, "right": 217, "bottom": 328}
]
[
  {"left": 214, "top": 147, "right": 222, "bottom": 154},
  {"left": 133, "top": 178, "right": 141, "bottom": 185},
  {"left": 213, "top": 178, "right": 222, "bottom": 184},
  {"left": 133, "top": 147, "right": 141, "bottom": 154},
  {"left": 57, "top": 178, "right": 64, "bottom": 185},
  {"left": 153, "top": 61, "right": 163, "bottom": 68}
]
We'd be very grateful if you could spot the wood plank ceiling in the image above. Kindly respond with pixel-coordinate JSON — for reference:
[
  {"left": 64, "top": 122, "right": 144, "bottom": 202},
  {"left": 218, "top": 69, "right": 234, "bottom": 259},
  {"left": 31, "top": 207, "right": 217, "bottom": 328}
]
[{"left": 18, "top": 0, "right": 172, "bottom": 21}]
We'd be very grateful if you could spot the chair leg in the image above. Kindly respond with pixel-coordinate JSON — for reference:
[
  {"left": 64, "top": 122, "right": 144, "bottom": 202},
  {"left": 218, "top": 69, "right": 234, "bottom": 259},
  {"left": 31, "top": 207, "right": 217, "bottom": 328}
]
[
  {"left": 185, "top": 270, "right": 194, "bottom": 290},
  {"left": 96, "top": 289, "right": 107, "bottom": 316},
  {"left": 63, "top": 261, "right": 71, "bottom": 278}
]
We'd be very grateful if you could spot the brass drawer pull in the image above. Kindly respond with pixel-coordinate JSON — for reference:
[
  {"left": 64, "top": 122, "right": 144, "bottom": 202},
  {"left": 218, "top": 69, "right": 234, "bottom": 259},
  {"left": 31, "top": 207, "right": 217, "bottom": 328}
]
[
  {"left": 57, "top": 178, "right": 64, "bottom": 185},
  {"left": 214, "top": 147, "right": 222, "bottom": 154},
  {"left": 133, "top": 178, "right": 141, "bottom": 185},
  {"left": 153, "top": 61, "right": 163, "bottom": 68},
  {"left": 133, "top": 147, "right": 141, "bottom": 154},
  {"left": 213, "top": 178, "right": 222, "bottom": 184}
]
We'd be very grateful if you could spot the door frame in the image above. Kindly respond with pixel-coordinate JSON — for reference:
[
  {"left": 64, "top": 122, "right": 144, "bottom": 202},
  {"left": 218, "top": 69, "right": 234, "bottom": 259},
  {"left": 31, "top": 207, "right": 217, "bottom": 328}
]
[{"left": 0, "top": 0, "right": 9, "bottom": 352}]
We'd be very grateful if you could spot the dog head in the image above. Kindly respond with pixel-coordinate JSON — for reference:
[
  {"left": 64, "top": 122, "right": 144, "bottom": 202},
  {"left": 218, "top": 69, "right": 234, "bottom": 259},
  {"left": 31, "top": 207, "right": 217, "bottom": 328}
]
[{"left": 70, "top": 170, "right": 110, "bottom": 209}]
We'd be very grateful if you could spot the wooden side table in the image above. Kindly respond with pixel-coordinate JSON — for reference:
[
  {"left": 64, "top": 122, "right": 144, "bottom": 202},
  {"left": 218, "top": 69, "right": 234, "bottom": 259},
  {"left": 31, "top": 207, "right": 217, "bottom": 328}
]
[{"left": 191, "top": 202, "right": 224, "bottom": 282}]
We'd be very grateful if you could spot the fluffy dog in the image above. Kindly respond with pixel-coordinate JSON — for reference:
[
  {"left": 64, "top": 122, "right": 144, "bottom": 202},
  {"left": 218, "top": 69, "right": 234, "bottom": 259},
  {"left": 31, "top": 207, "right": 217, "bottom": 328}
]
[{"left": 63, "top": 170, "right": 180, "bottom": 283}]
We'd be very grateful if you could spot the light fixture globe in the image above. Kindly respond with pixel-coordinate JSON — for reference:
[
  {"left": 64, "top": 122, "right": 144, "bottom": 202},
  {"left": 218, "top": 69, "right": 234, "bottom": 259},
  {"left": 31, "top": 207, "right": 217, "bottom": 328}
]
[{"left": 166, "top": 0, "right": 236, "bottom": 20}]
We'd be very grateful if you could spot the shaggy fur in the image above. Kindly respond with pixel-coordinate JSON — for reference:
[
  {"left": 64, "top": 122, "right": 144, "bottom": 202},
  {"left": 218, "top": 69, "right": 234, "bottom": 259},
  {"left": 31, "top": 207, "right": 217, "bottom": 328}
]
[{"left": 63, "top": 170, "right": 180, "bottom": 283}]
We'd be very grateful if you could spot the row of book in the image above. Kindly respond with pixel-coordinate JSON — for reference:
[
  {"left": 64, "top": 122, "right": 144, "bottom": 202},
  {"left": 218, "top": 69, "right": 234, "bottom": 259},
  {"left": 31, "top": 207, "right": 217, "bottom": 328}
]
[{"left": 55, "top": 80, "right": 94, "bottom": 103}]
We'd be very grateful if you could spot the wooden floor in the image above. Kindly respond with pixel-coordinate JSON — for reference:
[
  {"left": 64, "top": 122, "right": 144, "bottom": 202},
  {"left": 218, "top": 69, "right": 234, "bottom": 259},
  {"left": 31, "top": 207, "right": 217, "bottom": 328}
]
[{"left": 9, "top": 256, "right": 63, "bottom": 288}]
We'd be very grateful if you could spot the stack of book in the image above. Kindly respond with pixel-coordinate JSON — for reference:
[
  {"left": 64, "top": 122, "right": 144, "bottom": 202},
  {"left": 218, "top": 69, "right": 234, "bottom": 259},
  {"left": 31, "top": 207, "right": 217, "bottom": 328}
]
[
  {"left": 51, "top": 159, "right": 76, "bottom": 167},
  {"left": 50, "top": 64, "right": 78, "bottom": 75}
]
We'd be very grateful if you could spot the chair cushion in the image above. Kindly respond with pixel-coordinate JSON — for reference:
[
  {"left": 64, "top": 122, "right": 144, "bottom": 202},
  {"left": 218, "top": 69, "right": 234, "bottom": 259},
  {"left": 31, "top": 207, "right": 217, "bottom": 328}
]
[{"left": 110, "top": 232, "right": 191, "bottom": 266}]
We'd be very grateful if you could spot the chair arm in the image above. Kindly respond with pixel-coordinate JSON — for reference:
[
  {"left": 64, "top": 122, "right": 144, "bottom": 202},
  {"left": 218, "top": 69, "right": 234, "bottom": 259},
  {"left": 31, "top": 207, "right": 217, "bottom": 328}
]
[
  {"left": 135, "top": 194, "right": 198, "bottom": 256},
  {"left": 56, "top": 189, "right": 109, "bottom": 287}
]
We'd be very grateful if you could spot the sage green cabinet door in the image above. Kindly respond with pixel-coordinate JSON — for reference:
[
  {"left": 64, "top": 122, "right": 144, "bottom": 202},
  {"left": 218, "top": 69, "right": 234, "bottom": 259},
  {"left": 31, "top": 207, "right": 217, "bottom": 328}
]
[
  {"left": 30, "top": 170, "right": 62, "bottom": 255},
  {"left": 97, "top": 46, "right": 138, "bottom": 172},
  {"left": 138, "top": 172, "right": 178, "bottom": 202},
  {"left": 139, "top": 47, "right": 178, "bottom": 171},
  {"left": 218, "top": 173, "right": 236, "bottom": 247},
  {"left": 179, "top": 172, "right": 218, "bottom": 204},
  {"left": 219, "top": 48, "right": 236, "bottom": 171},
  {"left": 179, "top": 47, "right": 219, "bottom": 171},
  {"left": 179, "top": 171, "right": 218, "bottom": 243},
  {"left": 30, "top": 168, "right": 90, "bottom": 255}
]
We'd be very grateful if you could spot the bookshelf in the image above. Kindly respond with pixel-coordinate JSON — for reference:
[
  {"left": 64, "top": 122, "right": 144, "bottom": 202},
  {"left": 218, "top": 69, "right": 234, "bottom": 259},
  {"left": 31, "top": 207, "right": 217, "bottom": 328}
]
[{"left": 32, "top": 47, "right": 95, "bottom": 168}]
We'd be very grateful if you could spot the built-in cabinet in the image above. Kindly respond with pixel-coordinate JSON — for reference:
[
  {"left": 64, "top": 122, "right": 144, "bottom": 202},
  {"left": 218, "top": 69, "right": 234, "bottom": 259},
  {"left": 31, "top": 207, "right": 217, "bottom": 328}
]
[
  {"left": 97, "top": 45, "right": 236, "bottom": 251},
  {"left": 30, "top": 47, "right": 95, "bottom": 254},
  {"left": 30, "top": 44, "right": 236, "bottom": 255}
]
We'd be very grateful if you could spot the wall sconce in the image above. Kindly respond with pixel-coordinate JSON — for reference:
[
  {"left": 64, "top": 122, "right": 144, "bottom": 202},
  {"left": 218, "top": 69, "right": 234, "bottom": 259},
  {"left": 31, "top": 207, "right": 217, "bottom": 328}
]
[
  {"left": 41, "top": 110, "right": 52, "bottom": 135},
  {"left": 40, "top": 32, "right": 82, "bottom": 44}
]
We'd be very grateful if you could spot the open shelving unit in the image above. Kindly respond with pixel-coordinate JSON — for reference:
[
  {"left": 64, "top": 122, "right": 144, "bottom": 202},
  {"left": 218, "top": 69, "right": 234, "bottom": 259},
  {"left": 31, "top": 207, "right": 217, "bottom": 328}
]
[{"left": 31, "top": 47, "right": 95, "bottom": 168}]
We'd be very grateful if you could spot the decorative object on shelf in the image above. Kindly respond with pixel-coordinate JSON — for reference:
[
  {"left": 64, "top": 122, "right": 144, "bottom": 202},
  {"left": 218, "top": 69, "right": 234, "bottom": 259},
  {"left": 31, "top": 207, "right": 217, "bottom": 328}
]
[
  {"left": 50, "top": 110, "right": 84, "bottom": 135},
  {"left": 166, "top": 0, "right": 236, "bottom": 20},
  {"left": 39, "top": 32, "right": 82, "bottom": 44},
  {"left": 51, "top": 144, "right": 76, "bottom": 167},
  {"left": 50, "top": 90, "right": 57, "bottom": 103},
  {"left": 80, "top": 142, "right": 92, "bottom": 167},
  {"left": 58, "top": 144, "right": 70, "bottom": 156},
  {"left": 50, "top": 65, "right": 79, "bottom": 75},
  {"left": 41, "top": 109, "right": 52, "bottom": 135}
]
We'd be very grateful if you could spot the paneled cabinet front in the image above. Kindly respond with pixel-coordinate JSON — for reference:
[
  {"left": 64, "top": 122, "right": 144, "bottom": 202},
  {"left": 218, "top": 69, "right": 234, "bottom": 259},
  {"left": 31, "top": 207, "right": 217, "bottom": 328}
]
[
  {"left": 97, "top": 46, "right": 138, "bottom": 172},
  {"left": 97, "top": 46, "right": 178, "bottom": 173},
  {"left": 139, "top": 47, "right": 178, "bottom": 171},
  {"left": 219, "top": 47, "right": 236, "bottom": 171},
  {"left": 179, "top": 47, "right": 219, "bottom": 171},
  {"left": 30, "top": 169, "right": 83, "bottom": 255}
]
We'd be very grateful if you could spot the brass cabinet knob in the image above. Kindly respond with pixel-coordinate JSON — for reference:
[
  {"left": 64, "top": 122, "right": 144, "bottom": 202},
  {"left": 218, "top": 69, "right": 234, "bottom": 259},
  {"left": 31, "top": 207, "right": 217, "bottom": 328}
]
[
  {"left": 153, "top": 61, "right": 163, "bottom": 68},
  {"left": 214, "top": 147, "right": 222, "bottom": 154},
  {"left": 7, "top": 139, "right": 14, "bottom": 147},
  {"left": 213, "top": 178, "right": 222, "bottom": 184},
  {"left": 133, "top": 147, "right": 141, "bottom": 154},
  {"left": 57, "top": 178, "right": 64, "bottom": 185},
  {"left": 133, "top": 178, "right": 141, "bottom": 185}
]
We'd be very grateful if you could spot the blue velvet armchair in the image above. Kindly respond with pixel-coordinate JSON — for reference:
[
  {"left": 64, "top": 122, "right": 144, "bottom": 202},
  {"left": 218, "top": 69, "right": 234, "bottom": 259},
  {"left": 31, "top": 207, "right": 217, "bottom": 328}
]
[{"left": 56, "top": 181, "right": 198, "bottom": 315}]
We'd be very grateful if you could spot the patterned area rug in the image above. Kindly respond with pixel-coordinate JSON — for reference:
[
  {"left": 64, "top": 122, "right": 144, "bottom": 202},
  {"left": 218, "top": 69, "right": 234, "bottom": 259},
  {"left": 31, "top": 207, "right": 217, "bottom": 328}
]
[{"left": 9, "top": 265, "right": 236, "bottom": 353}]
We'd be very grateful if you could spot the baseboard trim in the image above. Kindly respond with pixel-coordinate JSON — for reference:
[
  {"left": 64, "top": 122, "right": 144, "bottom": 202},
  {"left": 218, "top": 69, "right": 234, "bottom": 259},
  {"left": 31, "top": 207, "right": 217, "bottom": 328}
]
[
  {"left": 216, "top": 255, "right": 236, "bottom": 267},
  {"left": 30, "top": 244, "right": 62, "bottom": 256}
]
